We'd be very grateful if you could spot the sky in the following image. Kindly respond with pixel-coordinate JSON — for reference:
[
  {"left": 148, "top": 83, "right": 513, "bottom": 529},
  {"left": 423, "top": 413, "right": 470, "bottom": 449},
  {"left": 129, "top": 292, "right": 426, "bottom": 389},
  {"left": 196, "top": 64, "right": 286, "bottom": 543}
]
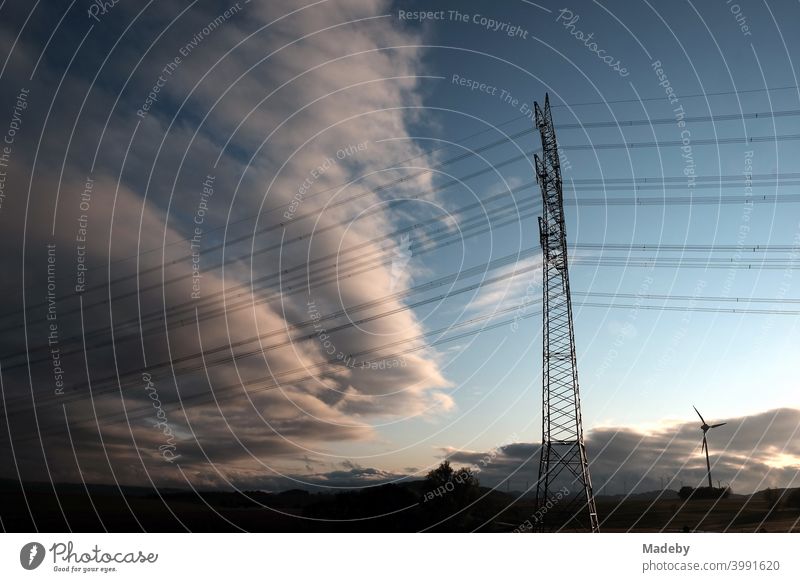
[{"left": 0, "top": 0, "right": 798, "bottom": 498}]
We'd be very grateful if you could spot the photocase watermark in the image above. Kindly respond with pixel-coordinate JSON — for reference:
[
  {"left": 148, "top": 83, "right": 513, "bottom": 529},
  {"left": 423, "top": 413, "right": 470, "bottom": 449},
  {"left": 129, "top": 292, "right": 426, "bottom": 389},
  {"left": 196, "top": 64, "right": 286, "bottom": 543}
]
[
  {"left": 190, "top": 174, "right": 215, "bottom": 299},
  {"left": 398, "top": 9, "right": 529, "bottom": 39},
  {"left": 74, "top": 175, "right": 94, "bottom": 293},
  {"left": 137, "top": 3, "right": 246, "bottom": 119},
  {"left": 136, "top": 57, "right": 181, "bottom": 120},
  {"left": 451, "top": 73, "right": 539, "bottom": 123},
  {"left": 308, "top": 299, "right": 356, "bottom": 367},
  {"left": 555, "top": 8, "right": 629, "bottom": 77},
  {"left": 284, "top": 141, "right": 369, "bottom": 220},
  {"left": 726, "top": 0, "right": 753, "bottom": 37},
  {"left": 306, "top": 299, "right": 406, "bottom": 369},
  {"left": 421, "top": 469, "right": 475, "bottom": 502},
  {"left": 652, "top": 59, "right": 695, "bottom": 194},
  {"left": 87, "top": 0, "right": 121, "bottom": 23},
  {"left": 470, "top": 433, "right": 519, "bottom": 476},
  {"left": 0, "top": 87, "right": 29, "bottom": 215},
  {"left": 449, "top": 75, "right": 573, "bottom": 172},
  {"left": 513, "top": 485, "right": 570, "bottom": 532},
  {"left": 20, "top": 542, "right": 46, "bottom": 570},
  {"left": 142, "top": 373, "right": 181, "bottom": 463},
  {"left": 46, "top": 243, "right": 65, "bottom": 396},
  {"left": 719, "top": 151, "right": 754, "bottom": 299},
  {"left": 46, "top": 541, "right": 158, "bottom": 573},
  {"left": 19, "top": 539, "right": 159, "bottom": 573},
  {"left": 360, "top": 358, "right": 407, "bottom": 370}
]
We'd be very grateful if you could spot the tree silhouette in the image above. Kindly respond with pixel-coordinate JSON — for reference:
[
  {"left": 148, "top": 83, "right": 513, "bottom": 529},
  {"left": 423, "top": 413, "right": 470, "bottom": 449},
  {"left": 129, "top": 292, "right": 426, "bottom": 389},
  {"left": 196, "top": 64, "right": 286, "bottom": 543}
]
[
  {"left": 784, "top": 488, "right": 800, "bottom": 510},
  {"left": 420, "top": 460, "right": 481, "bottom": 529}
]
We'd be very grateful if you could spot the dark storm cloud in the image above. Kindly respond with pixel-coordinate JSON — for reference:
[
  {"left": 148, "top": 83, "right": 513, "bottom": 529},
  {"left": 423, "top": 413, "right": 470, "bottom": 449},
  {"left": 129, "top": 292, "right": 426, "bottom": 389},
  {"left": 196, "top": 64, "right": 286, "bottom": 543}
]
[
  {"left": 439, "top": 408, "right": 800, "bottom": 494},
  {"left": 204, "top": 407, "right": 798, "bottom": 493}
]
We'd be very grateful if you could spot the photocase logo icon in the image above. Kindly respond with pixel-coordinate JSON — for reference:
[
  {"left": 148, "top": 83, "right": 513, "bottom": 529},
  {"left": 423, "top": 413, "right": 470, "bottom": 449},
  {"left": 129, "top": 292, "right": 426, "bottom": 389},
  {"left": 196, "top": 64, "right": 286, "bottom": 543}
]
[
  {"left": 390, "top": 234, "right": 413, "bottom": 291},
  {"left": 19, "top": 542, "right": 46, "bottom": 570}
]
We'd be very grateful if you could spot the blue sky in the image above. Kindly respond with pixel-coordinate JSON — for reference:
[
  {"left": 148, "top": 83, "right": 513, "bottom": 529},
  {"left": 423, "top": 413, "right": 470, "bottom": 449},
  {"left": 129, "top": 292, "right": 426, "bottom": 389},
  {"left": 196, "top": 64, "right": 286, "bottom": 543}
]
[{"left": 362, "top": 0, "right": 800, "bottom": 480}]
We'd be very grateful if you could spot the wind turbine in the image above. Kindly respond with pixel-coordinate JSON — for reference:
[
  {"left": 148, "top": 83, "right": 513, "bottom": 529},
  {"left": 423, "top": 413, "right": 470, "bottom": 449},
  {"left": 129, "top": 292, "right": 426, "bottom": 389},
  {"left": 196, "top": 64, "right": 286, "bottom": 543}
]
[{"left": 693, "top": 406, "right": 727, "bottom": 489}]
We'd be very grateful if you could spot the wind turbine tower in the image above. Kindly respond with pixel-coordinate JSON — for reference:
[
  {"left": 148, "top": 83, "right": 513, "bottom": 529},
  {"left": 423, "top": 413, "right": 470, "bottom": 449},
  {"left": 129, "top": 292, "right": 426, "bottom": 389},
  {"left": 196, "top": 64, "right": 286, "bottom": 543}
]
[{"left": 693, "top": 406, "right": 727, "bottom": 489}]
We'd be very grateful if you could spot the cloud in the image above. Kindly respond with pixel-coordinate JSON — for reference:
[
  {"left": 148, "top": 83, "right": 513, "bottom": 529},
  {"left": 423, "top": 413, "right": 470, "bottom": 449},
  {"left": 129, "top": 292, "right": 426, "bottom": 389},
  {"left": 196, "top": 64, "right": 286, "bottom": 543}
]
[
  {"left": 439, "top": 408, "right": 800, "bottom": 494},
  {"left": 202, "top": 408, "right": 800, "bottom": 493},
  {"left": 203, "top": 459, "right": 412, "bottom": 492},
  {"left": 466, "top": 253, "right": 543, "bottom": 312},
  {"left": 0, "top": 0, "right": 453, "bottom": 490}
]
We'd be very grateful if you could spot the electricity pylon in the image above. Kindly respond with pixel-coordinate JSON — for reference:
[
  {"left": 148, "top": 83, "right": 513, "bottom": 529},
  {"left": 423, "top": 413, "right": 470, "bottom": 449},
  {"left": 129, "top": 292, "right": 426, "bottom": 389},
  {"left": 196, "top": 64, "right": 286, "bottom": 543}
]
[{"left": 532, "top": 94, "right": 599, "bottom": 532}]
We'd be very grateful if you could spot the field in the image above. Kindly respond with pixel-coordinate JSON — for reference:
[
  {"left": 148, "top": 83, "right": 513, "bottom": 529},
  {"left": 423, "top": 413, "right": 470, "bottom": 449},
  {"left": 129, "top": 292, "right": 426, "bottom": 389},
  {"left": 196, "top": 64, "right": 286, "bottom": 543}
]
[{"left": 2, "top": 480, "right": 798, "bottom": 532}]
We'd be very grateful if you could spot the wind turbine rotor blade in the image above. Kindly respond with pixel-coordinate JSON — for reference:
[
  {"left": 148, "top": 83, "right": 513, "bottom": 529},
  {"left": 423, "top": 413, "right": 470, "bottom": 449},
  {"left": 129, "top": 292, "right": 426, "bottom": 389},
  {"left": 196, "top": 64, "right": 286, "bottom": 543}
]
[
  {"left": 710, "top": 422, "right": 727, "bottom": 428},
  {"left": 693, "top": 406, "right": 706, "bottom": 424},
  {"left": 701, "top": 437, "right": 707, "bottom": 454}
]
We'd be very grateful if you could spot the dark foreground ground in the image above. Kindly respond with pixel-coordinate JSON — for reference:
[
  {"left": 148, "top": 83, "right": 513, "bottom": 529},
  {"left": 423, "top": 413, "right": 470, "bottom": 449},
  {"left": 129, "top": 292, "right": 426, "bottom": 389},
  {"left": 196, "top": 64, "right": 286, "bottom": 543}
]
[{"left": 2, "top": 480, "right": 798, "bottom": 532}]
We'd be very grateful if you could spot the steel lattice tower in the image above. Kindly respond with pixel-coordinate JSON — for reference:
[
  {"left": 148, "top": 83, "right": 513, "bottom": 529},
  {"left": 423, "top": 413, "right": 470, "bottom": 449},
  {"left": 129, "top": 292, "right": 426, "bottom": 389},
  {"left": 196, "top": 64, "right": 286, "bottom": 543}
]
[{"left": 532, "top": 95, "right": 599, "bottom": 533}]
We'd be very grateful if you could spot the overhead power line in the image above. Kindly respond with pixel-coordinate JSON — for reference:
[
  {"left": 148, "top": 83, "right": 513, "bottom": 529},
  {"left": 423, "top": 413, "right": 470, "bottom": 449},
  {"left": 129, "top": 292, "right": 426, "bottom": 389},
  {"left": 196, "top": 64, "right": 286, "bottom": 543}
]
[{"left": 10, "top": 102, "right": 800, "bottom": 305}]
